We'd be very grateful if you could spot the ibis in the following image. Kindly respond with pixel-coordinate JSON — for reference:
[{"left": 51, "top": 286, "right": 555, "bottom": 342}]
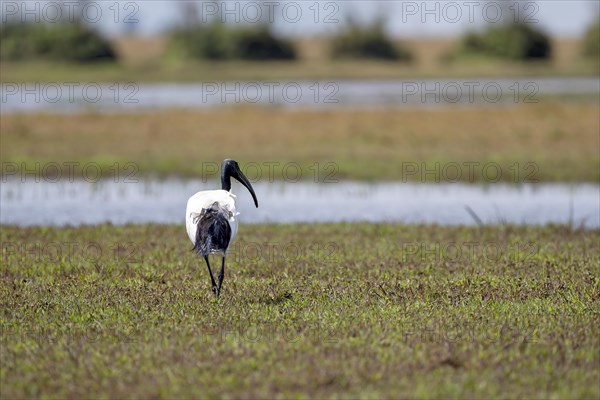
[{"left": 186, "top": 159, "right": 258, "bottom": 296}]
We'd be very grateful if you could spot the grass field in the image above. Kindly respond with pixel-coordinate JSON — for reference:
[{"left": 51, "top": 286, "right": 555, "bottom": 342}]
[
  {"left": 2, "top": 101, "right": 599, "bottom": 182},
  {"left": 3, "top": 58, "right": 597, "bottom": 83},
  {"left": 1, "top": 223, "right": 598, "bottom": 398}
]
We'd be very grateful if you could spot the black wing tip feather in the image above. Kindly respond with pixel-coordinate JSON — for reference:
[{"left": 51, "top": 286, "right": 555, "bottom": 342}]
[{"left": 193, "top": 203, "right": 232, "bottom": 256}]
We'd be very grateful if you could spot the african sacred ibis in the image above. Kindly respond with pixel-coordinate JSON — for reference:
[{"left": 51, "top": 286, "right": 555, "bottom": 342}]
[{"left": 186, "top": 159, "right": 258, "bottom": 296}]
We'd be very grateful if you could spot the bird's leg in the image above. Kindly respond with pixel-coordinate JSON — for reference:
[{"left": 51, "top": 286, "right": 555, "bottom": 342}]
[
  {"left": 216, "top": 256, "right": 225, "bottom": 297},
  {"left": 204, "top": 255, "right": 218, "bottom": 295}
]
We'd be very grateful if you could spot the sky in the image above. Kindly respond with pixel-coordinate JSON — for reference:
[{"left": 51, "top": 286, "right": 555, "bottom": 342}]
[{"left": 1, "top": 1, "right": 598, "bottom": 38}]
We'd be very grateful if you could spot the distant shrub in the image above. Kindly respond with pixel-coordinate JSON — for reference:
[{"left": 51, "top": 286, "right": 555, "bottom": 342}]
[
  {"left": 460, "top": 22, "right": 551, "bottom": 60},
  {"left": 235, "top": 25, "right": 295, "bottom": 60},
  {"left": 582, "top": 19, "right": 600, "bottom": 59},
  {"left": 330, "top": 20, "right": 411, "bottom": 61},
  {"left": 170, "top": 23, "right": 234, "bottom": 60},
  {"left": 0, "top": 21, "right": 115, "bottom": 62},
  {"left": 169, "top": 23, "right": 296, "bottom": 61}
]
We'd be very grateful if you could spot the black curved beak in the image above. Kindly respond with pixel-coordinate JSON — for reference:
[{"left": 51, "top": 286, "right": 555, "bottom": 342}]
[{"left": 232, "top": 165, "right": 259, "bottom": 208}]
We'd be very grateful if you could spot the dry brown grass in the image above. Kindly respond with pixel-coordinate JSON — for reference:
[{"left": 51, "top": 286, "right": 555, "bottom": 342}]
[
  {"left": 1, "top": 101, "right": 598, "bottom": 181},
  {"left": 551, "top": 38, "right": 589, "bottom": 67},
  {"left": 111, "top": 36, "right": 169, "bottom": 66}
]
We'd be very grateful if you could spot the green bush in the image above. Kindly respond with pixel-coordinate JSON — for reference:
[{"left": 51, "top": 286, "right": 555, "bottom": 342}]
[
  {"left": 460, "top": 22, "right": 551, "bottom": 61},
  {"left": 235, "top": 25, "right": 295, "bottom": 60},
  {"left": 170, "top": 23, "right": 234, "bottom": 60},
  {"left": 330, "top": 19, "right": 411, "bottom": 61},
  {"left": 169, "top": 23, "right": 296, "bottom": 61},
  {"left": 582, "top": 19, "right": 600, "bottom": 59},
  {"left": 0, "top": 21, "right": 115, "bottom": 62}
]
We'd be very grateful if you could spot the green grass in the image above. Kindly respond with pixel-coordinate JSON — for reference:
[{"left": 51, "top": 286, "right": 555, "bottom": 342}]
[
  {"left": 1, "top": 58, "right": 598, "bottom": 83},
  {"left": 1, "top": 223, "right": 598, "bottom": 398},
  {"left": 2, "top": 102, "right": 599, "bottom": 183}
]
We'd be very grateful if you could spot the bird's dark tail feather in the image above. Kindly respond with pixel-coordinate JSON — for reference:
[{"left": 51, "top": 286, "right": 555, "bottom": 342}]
[{"left": 193, "top": 203, "right": 232, "bottom": 257}]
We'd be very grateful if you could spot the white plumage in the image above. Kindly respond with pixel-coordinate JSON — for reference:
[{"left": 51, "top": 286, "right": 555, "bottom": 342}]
[{"left": 185, "top": 189, "right": 239, "bottom": 247}]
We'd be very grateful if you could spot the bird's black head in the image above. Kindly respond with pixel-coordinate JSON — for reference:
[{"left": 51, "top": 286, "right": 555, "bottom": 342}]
[{"left": 221, "top": 159, "right": 259, "bottom": 208}]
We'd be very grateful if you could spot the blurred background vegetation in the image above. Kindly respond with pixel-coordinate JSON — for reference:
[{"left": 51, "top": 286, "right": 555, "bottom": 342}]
[
  {"left": 0, "top": 1, "right": 598, "bottom": 181},
  {"left": 0, "top": 20, "right": 115, "bottom": 62},
  {"left": 1, "top": 3, "right": 598, "bottom": 81},
  {"left": 459, "top": 21, "right": 551, "bottom": 61},
  {"left": 168, "top": 22, "right": 296, "bottom": 61},
  {"left": 329, "top": 17, "right": 412, "bottom": 61},
  {"left": 583, "top": 18, "right": 600, "bottom": 59}
]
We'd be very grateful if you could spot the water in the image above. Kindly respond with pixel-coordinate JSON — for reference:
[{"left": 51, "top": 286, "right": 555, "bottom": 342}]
[
  {"left": 1, "top": 77, "right": 598, "bottom": 113},
  {"left": 1, "top": 179, "right": 598, "bottom": 227}
]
